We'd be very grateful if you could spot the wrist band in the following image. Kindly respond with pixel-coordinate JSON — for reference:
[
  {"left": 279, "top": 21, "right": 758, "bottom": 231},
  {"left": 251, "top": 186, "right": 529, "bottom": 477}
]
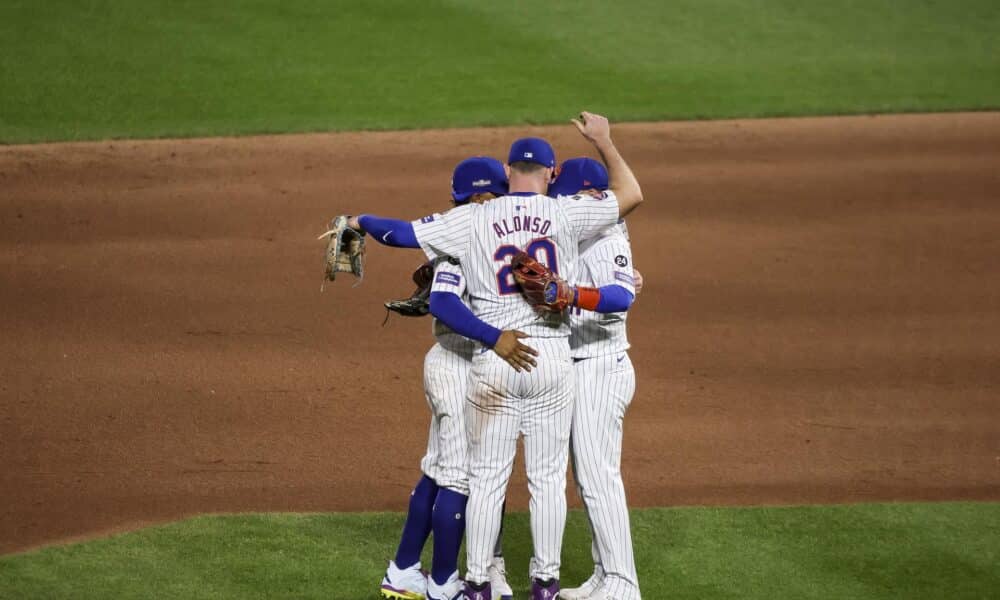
[{"left": 573, "top": 286, "right": 601, "bottom": 311}]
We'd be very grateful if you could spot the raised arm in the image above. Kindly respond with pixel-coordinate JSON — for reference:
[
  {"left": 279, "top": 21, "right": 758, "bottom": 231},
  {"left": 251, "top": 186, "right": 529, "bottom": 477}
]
[{"left": 571, "top": 111, "right": 643, "bottom": 218}]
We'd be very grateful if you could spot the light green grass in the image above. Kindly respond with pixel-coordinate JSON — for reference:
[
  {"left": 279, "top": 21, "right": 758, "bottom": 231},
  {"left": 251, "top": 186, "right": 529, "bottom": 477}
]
[
  {"left": 1, "top": 503, "right": 997, "bottom": 599},
  {"left": 1, "top": 0, "right": 999, "bottom": 143}
]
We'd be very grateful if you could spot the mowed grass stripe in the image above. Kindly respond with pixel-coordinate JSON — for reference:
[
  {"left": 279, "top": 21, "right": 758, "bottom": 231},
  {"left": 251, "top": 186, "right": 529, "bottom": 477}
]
[
  {"left": 1, "top": 0, "right": 999, "bottom": 143},
  {"left": 1, "top": 502, "right": 997, "bottom": 599}
]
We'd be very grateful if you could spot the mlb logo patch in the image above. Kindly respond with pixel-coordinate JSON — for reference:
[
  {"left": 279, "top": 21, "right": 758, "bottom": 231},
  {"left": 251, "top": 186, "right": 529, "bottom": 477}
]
[
  {"left": 614, "top": 271, "right": 635, "bottom": 285},
  {"left": 420, "top": 214, "right": 436, "bottom": 224},
  {"left": 435, "top": 272, "right": 461, "bottom": 286}
]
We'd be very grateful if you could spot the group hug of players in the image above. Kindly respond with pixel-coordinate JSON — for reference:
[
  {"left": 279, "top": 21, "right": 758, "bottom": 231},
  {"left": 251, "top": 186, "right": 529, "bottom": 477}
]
[{"left": 343, "top": 112, "right": 645, "bottom": 600}]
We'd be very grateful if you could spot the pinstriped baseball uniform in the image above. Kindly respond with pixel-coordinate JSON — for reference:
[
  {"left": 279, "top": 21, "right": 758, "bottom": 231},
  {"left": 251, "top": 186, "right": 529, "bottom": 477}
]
[
  {"left": 569, "top": 223, "right": 641, "bottom": 599},
  {"left": 412, "top": 191, "right": 620, "bottom": 585},
  {"left": 420, "top": 259, "right": 476, "bottom": 496}
]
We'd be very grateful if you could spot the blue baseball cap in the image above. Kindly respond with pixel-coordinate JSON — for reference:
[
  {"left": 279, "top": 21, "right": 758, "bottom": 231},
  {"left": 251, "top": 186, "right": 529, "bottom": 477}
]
[
  {"left": 548, "top": 157, "right": 609, "bottom": 196},
  {"left": 508, "top": 137, "right": 556, "bottom": 168},
  {"left": 451, "top": 156, "right": 508, "bottom": 203}
]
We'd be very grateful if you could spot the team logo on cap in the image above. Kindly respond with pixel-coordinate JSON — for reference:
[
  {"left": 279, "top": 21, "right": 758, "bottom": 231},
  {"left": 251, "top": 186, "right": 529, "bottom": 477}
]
[
  {"left": 524, "top": 152, "right": 534, "bottom": 158},
  {"left": 472, "top": 178, "right": 492, "bottom": 187}
]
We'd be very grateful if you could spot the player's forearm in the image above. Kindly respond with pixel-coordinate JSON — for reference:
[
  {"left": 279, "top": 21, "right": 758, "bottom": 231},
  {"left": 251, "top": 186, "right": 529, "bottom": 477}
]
[
  {"left": 357, "top": 214, "right": 420, "bottom": 248},
  {"left": 429, "top": 292, "right": 503, "bottom": 347},
  {"left": 573, "top": 284, "right": 634, "bottom": 313},
  {"left": 593, "top": 138, "right": 643, "bottom": 218}
]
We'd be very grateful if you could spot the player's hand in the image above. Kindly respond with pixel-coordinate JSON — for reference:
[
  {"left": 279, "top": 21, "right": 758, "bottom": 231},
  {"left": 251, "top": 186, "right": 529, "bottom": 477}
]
[
  {"left": 634, "top": 268, "right": 644, "bottom": 295},
  {"left": 571, "top": 111, "right": 611, "bottom": 145},
  {"left": 493, "top": 330, "right": 538, "bottom": 372},
  {"left": 346, "top": 215, "right": 362, "bottom": 231}
]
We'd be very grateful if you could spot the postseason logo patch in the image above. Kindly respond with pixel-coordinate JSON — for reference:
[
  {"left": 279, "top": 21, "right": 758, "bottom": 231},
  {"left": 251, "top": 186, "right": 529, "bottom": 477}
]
[
  {"left": 614, "top": 271, "right": 635, "bottom": 286},
  {"left": 420, "top": 214, "right": 436, "bottom": 224},
  {"left": 435, "top": 271, "right": 461, "bottom": 286}
]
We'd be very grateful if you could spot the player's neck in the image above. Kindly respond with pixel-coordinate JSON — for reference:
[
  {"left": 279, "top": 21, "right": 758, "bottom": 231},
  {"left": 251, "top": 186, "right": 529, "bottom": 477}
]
[{"left": 507, "top": 172, "right": 548, "bottom": 195}]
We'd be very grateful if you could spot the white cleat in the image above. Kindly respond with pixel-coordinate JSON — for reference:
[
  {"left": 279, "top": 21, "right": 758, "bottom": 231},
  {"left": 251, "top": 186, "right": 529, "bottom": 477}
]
[
  {"left": 559, "top": 572, "right": 604, "bottom": 600},
  {"left": 487, "top": 557, "right": 514, "bottom": 600},
  {"left": 380, "top": 560, "right": 428, "bottom": 600},
  {"left": 427, "top": 570, "right": 464, "bottom": 600}
]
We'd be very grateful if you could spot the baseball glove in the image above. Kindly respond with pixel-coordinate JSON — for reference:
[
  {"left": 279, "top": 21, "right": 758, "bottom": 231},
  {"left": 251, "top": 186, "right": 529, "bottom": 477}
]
[
  {"left": 511, "top": 251, "right": 573, "bottom": 312},
  {"left": 318, "top": 215, "right": 366, "bottom": 285},
  {"left": 384, "top": 261, "right": 435, "bottom": 317}
]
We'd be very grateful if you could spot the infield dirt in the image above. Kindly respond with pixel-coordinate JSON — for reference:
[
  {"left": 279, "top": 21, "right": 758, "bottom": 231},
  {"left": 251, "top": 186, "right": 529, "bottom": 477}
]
[{"left": 2, "top": 113, "right": 998, "bottom": 554}]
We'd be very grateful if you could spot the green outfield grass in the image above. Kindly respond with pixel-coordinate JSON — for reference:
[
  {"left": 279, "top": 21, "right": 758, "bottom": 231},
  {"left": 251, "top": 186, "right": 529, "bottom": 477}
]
[
  {"left": 1, "top": 0, "right": 998, "bottom": 143},
  {"left": 1, "top": 503, "right": 997, "bottom": 599}
]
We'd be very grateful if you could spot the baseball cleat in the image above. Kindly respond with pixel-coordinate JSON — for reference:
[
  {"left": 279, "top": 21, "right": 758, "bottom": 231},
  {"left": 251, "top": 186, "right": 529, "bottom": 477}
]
[
  {"left": 380, "top": 560, "right": 428, "bottom": 600},
  {"left": 582, "top": 587, "right": 612, "bottom": 600},
  {"left": 487, "top": 557, "right": 513, "bottom": 600},
  {"left": 531, "top": 577, "right": 560, "bottom": 600},
  {"left": 427, "top": 570, "right": 464, "bottom": 600},
  {"left": 463, "top": 580, "right": 492, "bottom": 600},
  {"left": 560, "top": 572, "right": 604, "bottom": 599}
]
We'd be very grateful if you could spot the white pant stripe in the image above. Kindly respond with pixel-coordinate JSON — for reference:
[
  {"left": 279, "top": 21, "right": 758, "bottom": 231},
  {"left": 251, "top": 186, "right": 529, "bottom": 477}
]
[
  {"left": 571, "top": 353, "right": 640, "bottom": 599},
  {"left": 464, "top": 337, "right": 574, "bottom": 584}
]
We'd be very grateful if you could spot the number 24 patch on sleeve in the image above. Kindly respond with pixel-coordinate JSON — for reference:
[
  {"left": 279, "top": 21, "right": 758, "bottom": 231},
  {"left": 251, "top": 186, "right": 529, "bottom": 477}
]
[{"left": 436, "top": 272, "right": 461, "bottom": 286}]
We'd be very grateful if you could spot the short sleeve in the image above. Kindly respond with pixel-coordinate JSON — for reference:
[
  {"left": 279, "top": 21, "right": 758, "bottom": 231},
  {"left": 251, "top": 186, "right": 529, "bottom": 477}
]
[
  {"left": 585, "top": 236, "right": 636, "bottom": 296},
  {"left": 412, "top": 203, "right": 477, "bottom": 262},
  {"left": 430, "top": 259, "right": 467, "bottom": 297},
  {"left": 561, "top": 190, "right": 620, "bottom": 241}
]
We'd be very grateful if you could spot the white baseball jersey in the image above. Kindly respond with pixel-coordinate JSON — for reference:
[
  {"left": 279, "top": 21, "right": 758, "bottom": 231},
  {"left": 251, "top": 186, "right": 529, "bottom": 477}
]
[
  {"left": 419, "top": 259, "right": 476, "bottom": 496},
  {"left": 412, "top": 191, "right": 620, "bottom": 584},
  {"left": 570, "top": 223, "right": 635, "bottom": 359},
  {"left": 413, "top": 192, "right": 620, "bottom": 337},
  {"left": 568, "top": 224, "right": 641, "bottom": 599}
]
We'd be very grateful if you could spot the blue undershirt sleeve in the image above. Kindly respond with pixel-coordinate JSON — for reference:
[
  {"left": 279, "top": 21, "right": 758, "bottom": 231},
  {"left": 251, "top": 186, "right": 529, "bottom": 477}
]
[
  {"left": 595, "top": 284, "right": 635, "bottom": 313},
  {"left": 358, "top": 214, "right": 419, "bottom": 248},
  {"left": 429, "top": 292, "right": 503, "bottom": 348}
]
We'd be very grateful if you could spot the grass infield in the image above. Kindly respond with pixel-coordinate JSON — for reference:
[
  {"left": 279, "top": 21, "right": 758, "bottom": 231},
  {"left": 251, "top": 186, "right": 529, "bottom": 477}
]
[
  {"left": 2, "top": 0, "right": 999, "bottom": 143},
  {"left": 1, "top": 502, "right": 997, "bottom": 599}
]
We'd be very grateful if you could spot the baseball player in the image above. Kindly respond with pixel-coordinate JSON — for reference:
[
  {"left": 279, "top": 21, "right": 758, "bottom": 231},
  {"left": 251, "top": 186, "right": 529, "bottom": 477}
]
[
  {"left": 427, "top": 158, "right": 641, "bottom": 600},
  {"left": 549, "top": 158, "right": 642, "bottom": 600},
  {"left": 348, "top": 111, "right": 644, "bottom": 600},
  {"left": 380, "top": 157, "right": 518, "bottom": 600}
]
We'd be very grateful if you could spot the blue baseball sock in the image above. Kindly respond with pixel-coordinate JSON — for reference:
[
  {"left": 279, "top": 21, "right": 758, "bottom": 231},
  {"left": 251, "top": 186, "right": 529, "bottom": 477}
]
[
  {"left": 431, "top": 487, "right": 468, "bottom": 585},
  {"left": 394, "top": 475, "right": 439, "bottom": 569}
]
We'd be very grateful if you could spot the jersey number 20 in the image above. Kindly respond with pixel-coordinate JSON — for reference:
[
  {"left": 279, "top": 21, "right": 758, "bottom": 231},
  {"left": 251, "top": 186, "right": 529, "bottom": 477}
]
[{"left": 494, "top": 238, "right": 557, "bottom": 295}]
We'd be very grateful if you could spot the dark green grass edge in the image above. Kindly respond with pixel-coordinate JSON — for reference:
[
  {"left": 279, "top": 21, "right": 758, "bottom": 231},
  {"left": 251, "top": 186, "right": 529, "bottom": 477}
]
[
  {"left": 4, "top": 105, "right": 999, "bottom": 147},
  {"left": 4, "top": 106, "right": 998, "bottom": 148}
]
